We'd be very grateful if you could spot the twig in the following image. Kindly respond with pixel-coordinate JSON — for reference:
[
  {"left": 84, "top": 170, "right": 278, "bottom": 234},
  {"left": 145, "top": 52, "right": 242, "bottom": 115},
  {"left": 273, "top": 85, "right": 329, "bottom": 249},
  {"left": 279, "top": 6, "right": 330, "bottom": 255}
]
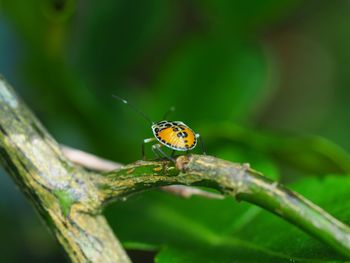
[
  {"left": 62, "top": 145, "right": 224, "bottom": 200},
  {"left": 61, "top": 145, "right": 123, "bottom": 170},
  {"left": 94, "top": 156, "right": 350, "bottom": 258},
  {"left": 161, "top": 185, "right": 224, "bottom": 199}
]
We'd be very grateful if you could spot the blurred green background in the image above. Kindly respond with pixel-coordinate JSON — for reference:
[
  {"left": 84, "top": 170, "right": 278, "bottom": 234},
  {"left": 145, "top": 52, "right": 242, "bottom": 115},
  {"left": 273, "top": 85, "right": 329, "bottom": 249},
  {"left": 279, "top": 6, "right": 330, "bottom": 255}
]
[{"left": 1, "top": 0, "right": 350, "bottom": 262}]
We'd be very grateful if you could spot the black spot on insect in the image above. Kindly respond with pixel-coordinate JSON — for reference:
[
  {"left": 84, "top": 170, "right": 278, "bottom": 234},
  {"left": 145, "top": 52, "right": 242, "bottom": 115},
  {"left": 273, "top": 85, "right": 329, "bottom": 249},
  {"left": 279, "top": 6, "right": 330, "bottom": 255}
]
[
  {"left": 161, "top": 139, "right": 166, "bottom": 143},
  {"left": 172, "top": 127, "right": 179, "bottom": 132},
  {"left": 179, "top": 126, "right": 186, "bottom": 131},
  {"left": 177, "top": 132, "right": 188, "bottom": 138},
  {"left": 184, "top": 140, "right": 188, "bottom": 143},
  {"left": 165, "top": 123, "right": 172, "bottom": 128},
  {"left": 185, "top": 144, "right": 189, "bottom": 147},
  {"left": 154, "top": 128, "right": 159, "bottom": 132},
  {"left": 158, "top": 121, "right": 167, "bottom": 125}
]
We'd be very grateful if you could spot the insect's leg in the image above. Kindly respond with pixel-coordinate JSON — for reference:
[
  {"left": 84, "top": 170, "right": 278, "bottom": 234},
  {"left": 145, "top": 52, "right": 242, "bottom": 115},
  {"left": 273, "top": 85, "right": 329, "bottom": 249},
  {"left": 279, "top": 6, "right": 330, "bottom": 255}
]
[
  {"left": 196, "top": 133, "right": 206, "bottom": 155},
  {"left": 152, "top": 144, "right": 175, "bottom": 162},
  {"left": 142, "top": 138, "right": 156, "bottom": 160},
  {"left": 151, "top": 144, "right": 162, "bottom": 159},
  {"left": 157, "top": 145, "right": 175, "bottom": 162}
]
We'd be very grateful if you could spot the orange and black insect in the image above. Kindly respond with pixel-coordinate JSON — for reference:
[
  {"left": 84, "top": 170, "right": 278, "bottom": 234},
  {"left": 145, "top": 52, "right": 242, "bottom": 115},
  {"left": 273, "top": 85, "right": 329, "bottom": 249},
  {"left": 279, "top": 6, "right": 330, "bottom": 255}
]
[{"left": 113, "top": 95, "right": 205, "bottom": 161}]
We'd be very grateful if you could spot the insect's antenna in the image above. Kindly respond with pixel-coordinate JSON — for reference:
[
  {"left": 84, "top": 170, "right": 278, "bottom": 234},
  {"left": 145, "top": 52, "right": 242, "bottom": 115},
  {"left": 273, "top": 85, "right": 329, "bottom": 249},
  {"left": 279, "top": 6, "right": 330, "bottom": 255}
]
[
  {"left": 112, "top": 95, "right": 154, "bottom": 124},
  {"left": 163, "top": 106, "right": 175, "bottom": 120}
]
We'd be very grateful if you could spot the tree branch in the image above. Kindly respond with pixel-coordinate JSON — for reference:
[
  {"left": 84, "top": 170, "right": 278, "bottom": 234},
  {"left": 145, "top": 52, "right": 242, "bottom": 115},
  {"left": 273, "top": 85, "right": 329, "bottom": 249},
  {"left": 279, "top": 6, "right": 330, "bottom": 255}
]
[
  {"left": 93, "top": 155, "right": 350, "bottom": 258},
  {"left": 62, "top": 145, "right": 224, "bottom": 200},
  {"left": 0, "top": 76, "right": 130, "bottom": 263},
  {"left": 1, "top": 75, "right": 350, "bottom": 261}
]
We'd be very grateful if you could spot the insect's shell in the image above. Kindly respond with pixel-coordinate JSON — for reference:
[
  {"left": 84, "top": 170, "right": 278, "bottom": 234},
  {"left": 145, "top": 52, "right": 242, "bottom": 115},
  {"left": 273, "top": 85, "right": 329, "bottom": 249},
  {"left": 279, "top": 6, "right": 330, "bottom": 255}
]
[{"left": 152, "top": 121, "right": 197, "bottom": 151}]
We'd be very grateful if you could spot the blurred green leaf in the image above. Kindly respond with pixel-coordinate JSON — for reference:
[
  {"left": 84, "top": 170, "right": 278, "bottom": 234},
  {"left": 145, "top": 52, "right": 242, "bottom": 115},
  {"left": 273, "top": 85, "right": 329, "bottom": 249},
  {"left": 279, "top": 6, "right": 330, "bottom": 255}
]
[
  {"left": 195, "top": 0, "right": 303, "bottom": 35},
  {"left": 202, "top": 122, "right": 350, "bottom": 175},
  {"left": 1, "top": 0, "right": 75, "bottom": 53},
  {"left": 108, "top": 192, "right": 254, "bottom": 248},
  {"left": 75, "top": 0, "right": 176, "bottom": 90},
  {"left": 149, "top": 38, "right": 268, "bottom": 123},
  {"left": 155, "top": 247, "right": 300, "bottom": 263}
]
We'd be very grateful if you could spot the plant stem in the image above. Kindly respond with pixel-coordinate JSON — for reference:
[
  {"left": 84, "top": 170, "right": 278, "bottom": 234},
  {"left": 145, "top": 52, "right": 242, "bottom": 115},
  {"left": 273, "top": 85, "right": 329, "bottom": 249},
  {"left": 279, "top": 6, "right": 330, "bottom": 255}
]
[{"left": 95, "top": 155, "right": 350, "bottom": 258}]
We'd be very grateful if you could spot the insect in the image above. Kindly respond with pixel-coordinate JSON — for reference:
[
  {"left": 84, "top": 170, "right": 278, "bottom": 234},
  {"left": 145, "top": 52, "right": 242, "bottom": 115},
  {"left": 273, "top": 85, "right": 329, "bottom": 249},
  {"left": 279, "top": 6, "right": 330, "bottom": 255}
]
[{"left": 113, "top": 95, "right": 205, "bottom": 161}]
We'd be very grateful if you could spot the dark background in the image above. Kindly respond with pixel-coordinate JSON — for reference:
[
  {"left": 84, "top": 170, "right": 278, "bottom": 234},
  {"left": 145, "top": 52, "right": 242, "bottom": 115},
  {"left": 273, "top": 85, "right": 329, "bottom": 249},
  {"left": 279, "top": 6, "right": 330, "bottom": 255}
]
[{"left": 1, "top": 0, "right": 350, "bottom": 262}]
